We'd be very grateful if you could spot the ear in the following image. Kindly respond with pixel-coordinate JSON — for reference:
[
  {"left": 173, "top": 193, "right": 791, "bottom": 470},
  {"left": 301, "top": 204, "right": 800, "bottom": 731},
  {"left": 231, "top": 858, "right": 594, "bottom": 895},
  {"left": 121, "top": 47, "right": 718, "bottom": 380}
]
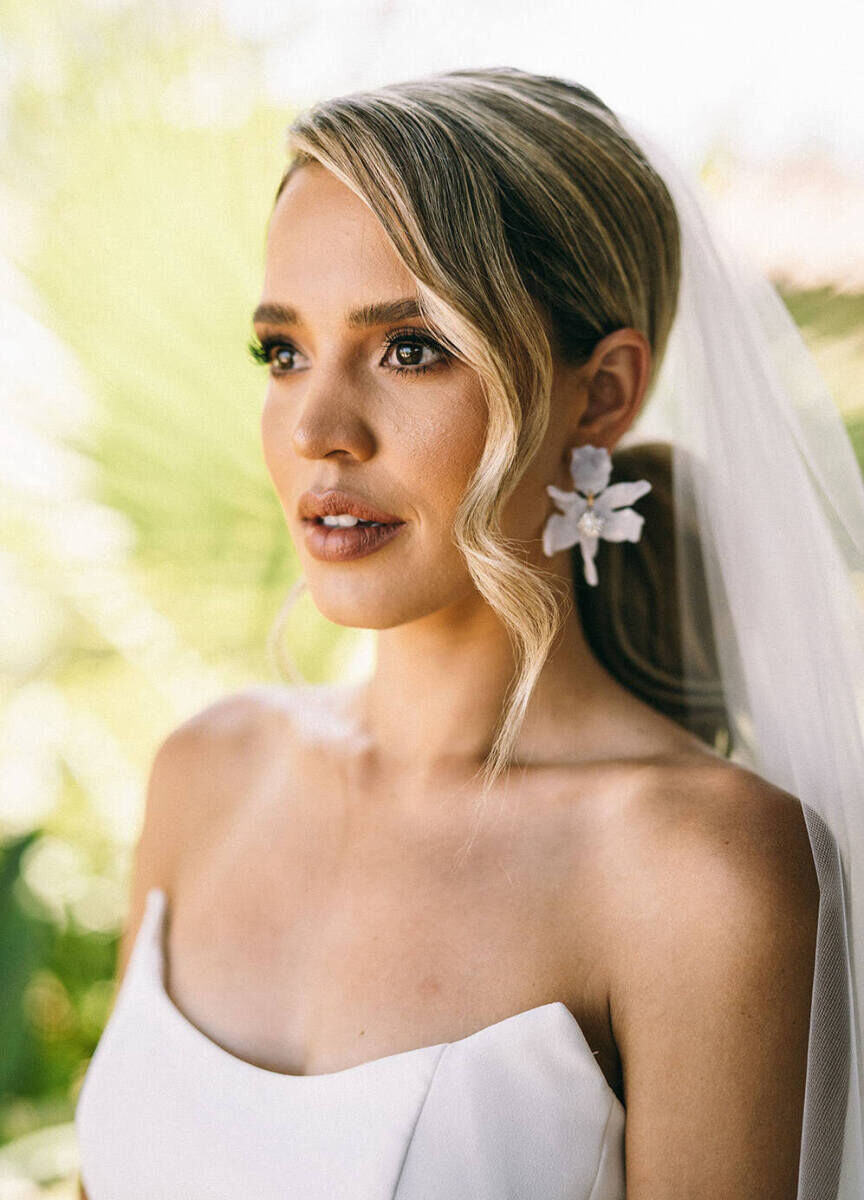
[{"left": 574, "top": 328, "right": 651, "bottom": 447}]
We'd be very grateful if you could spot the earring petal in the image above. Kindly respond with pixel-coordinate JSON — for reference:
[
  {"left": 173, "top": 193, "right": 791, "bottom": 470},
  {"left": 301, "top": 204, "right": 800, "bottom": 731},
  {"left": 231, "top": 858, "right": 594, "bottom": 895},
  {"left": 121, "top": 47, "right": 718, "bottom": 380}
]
[
  {"left": 598, "top": 507, "right": 646, "bottom": 542},
  {"left": 546, "top": 484, "right": 588, "bottom": 514},
  {"left": 579, "top": 534, "right": 600, "bottom": 586},
  {"left": 569, "top": 444, "right": 612, "bottom": 494},
  {"left": 595, "top": 478, "right": 652, "bottom": 511},
  {"left": 542, "top": 511, "right": 581, "bottom": 556}
]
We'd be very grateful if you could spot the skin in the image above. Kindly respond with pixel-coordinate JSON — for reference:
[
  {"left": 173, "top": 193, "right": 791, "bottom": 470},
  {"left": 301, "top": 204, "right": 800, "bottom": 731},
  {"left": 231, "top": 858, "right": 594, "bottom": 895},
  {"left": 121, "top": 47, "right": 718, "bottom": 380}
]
[{"left": 83, "top": 161, "right": 820, "bottom": 1200}]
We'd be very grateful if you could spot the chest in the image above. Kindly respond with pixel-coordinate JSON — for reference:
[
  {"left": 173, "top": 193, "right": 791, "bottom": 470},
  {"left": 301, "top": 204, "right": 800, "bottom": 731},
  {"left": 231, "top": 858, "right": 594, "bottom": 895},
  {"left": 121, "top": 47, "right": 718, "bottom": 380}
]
[{"left": 163, "top": 768, "right": 622, "bottom": 1098}]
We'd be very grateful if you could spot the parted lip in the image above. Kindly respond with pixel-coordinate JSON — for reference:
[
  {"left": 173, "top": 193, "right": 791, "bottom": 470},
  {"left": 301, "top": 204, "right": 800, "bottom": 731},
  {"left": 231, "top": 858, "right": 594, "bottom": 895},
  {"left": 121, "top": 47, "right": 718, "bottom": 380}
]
[{"left": 298, "top": 489, "right": 405, "bottom": 524}]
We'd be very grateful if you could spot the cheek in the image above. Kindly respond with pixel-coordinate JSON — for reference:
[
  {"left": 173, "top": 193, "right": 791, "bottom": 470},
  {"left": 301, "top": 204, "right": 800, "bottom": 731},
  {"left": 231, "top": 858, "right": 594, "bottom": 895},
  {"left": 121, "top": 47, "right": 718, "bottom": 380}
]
[{"left": 412, "top": 404, "right": 488, "bottom": 523}]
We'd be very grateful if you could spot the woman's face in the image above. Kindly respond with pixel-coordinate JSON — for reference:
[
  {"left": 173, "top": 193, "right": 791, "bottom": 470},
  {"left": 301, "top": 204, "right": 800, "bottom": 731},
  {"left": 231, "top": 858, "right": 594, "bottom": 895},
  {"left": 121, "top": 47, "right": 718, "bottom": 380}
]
[{"left": 255, "top": 162, "right": 572, "bottom": 630}]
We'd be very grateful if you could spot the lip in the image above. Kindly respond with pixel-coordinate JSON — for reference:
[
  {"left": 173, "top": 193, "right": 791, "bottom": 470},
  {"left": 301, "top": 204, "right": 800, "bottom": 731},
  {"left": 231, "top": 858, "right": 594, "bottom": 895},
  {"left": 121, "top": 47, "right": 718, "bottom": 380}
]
[
  {"left": 302, "top": 519, "right": 406, "bottom": 563},
  {"left": 298, "top": 489, "right": 404, "bottom": 524}
]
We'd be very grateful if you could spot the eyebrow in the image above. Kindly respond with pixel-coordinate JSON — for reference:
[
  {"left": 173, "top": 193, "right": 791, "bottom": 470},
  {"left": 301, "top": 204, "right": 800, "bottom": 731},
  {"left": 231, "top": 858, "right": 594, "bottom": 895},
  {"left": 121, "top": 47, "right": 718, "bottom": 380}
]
[{"left": 252, "top": 297, "right": 425, "bottom": 329}]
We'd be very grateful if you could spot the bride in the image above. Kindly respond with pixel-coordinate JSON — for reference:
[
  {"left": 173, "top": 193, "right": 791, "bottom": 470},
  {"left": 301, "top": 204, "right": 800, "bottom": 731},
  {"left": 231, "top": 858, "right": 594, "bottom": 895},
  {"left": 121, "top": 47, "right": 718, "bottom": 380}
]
[{"left": 75, "top": 67, "right": 863, "bottom": 1199}]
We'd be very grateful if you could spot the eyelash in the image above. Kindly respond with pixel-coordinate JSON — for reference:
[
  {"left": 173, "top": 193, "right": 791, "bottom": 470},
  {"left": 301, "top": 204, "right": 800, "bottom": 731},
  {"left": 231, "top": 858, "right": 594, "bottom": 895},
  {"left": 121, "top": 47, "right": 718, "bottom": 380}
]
[{"left": 246, "top": 327, "right": 450, "bottom": 379}]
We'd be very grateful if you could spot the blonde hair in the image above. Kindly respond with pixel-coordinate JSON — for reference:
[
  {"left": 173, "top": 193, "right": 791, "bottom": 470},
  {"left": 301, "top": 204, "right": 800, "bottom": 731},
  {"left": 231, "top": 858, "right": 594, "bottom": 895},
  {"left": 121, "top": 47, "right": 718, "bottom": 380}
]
[{"left": 266, "top": 67, "right": 684, "bottom": 799}]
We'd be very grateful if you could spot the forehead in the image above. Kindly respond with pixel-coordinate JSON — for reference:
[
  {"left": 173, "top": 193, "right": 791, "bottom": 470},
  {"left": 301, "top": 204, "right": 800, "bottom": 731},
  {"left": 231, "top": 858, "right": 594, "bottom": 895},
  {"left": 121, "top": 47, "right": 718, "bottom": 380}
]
[{"left": 263, "top": 162, "right": 416, "bottom": 303}]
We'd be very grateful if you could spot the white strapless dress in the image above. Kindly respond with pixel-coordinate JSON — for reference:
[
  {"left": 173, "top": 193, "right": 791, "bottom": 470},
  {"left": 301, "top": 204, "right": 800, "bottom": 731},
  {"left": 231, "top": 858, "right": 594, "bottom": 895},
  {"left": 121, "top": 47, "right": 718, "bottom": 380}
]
[{"left": 75, "top": 887, "right": 625, "bottom": 1198}]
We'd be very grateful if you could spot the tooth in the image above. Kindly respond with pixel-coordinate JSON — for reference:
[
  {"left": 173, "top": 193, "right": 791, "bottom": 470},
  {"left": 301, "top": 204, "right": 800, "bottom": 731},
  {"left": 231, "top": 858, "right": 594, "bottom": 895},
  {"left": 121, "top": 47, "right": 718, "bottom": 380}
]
[{"left": 318, "top": 513, "right": 390, "bottom": 528}]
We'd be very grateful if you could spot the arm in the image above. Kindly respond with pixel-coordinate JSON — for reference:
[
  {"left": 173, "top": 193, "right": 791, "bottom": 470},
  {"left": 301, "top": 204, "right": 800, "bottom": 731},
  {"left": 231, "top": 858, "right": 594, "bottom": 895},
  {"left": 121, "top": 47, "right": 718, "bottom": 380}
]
[{"left": 611, "top": 768, "right": 819, "bottom": 1199}]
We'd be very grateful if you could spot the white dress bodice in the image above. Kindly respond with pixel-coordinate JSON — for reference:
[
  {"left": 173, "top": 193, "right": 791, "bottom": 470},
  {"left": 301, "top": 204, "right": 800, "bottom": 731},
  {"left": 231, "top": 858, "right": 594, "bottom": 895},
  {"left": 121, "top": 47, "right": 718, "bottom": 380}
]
[{"left": 75, "top": 887, "right": 626, "bottom": 1198}]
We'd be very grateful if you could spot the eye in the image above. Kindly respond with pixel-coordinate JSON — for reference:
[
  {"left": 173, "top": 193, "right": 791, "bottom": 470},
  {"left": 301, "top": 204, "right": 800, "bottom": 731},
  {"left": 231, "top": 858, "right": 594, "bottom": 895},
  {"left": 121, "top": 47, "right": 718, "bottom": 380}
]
[
  {"left": 381, "top": 328, "right": 450, "bottom": 378},
  {"left": 247, "top": 336, "right": 300, "bottom": 375}
]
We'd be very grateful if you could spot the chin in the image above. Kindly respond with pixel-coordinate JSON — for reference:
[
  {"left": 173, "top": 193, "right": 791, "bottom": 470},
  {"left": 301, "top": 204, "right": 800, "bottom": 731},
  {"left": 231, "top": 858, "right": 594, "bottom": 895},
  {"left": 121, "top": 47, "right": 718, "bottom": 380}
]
[{"left": 305, "top": 575, "right": 461, "bottom": 631}]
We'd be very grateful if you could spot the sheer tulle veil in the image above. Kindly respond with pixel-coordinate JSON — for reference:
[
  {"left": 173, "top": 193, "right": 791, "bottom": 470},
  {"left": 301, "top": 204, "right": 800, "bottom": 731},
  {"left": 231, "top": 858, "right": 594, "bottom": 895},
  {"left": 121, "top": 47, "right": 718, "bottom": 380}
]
[{"left": 617, "top": 113, "right": 864, "bottom": 1198}]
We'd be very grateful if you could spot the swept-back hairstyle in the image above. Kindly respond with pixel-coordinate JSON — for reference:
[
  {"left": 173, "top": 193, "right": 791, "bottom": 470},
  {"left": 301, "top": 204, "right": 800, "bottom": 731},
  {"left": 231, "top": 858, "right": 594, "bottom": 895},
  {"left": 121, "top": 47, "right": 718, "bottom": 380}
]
[{"left": 266, "top": 66, "right": 727, "bottom": 799}]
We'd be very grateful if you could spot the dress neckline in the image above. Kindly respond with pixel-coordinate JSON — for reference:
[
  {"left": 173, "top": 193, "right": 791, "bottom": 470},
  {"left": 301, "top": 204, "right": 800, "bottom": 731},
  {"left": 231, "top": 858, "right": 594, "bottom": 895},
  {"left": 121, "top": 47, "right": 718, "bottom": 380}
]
[{"left": 137, "top": 885, "right": 622, "bottom": 1105}]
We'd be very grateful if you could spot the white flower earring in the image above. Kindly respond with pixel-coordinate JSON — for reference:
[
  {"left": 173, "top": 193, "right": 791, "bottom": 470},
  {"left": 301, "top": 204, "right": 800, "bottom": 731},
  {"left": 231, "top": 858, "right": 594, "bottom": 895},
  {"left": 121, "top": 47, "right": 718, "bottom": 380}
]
[{"left": 542, "top": 444, "right": 652, "bottom": 586}]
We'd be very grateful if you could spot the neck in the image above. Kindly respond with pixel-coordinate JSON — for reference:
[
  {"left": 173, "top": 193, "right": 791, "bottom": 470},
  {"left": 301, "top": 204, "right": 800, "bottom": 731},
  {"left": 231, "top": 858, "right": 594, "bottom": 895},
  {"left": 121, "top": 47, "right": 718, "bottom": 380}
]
[{"left": 355, "top": 590, "right": 621, "bottom": 788}]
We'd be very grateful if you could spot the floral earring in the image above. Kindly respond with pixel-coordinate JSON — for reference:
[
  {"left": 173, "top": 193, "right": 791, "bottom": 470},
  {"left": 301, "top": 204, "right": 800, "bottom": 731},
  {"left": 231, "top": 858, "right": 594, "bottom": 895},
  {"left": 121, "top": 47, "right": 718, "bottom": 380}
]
[{"left": 542, "top": 444, "right": 652, "bottom": 587}]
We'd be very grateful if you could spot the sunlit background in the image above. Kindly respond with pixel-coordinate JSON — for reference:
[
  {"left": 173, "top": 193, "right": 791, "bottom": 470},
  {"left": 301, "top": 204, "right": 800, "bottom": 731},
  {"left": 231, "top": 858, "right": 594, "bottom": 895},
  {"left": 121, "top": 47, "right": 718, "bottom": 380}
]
[{"left": 1, "top": 0, "right": 863, "bottom": 1193}]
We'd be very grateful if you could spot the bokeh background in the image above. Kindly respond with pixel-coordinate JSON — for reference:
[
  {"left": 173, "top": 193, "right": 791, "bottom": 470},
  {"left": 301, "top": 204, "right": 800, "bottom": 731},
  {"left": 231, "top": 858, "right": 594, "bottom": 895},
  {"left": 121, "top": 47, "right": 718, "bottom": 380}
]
[{"left": 1, "top": 0, "right": 862, "bottom": 1193}]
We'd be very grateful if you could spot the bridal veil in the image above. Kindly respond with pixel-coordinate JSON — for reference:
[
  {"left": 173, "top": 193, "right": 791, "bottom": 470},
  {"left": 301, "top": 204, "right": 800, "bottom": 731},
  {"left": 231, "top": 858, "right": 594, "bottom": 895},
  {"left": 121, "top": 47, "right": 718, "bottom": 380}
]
[{"left": 619, "top": 114, "right": 864, "bottom": 1198}]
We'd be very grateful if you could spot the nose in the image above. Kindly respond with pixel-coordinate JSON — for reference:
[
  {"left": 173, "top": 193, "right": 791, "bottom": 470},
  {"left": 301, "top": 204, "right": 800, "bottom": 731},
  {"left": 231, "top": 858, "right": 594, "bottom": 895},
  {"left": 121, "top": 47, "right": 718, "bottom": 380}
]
[{"left": 287, "top": 372, "right": 377, "bottom": 463}]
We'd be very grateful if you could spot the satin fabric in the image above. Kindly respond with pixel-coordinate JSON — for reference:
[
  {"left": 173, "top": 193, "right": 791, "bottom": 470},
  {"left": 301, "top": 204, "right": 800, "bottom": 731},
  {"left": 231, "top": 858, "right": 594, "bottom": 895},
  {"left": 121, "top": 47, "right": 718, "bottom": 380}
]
[{"left": 75, "top": 887, "right": 625, "bottom": 1199}]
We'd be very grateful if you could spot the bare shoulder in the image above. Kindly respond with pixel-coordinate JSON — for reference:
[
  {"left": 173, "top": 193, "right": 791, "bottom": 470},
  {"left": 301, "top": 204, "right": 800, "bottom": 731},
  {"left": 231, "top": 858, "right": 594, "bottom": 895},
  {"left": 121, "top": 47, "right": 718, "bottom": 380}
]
[
  {"left": 138, "top": 686, "right": 282, "bottom": 823},
  {"left": 164, "top": 682, "right": 299, "bottom": 749},
  {"left": 620, "top": 756, "right": 818, "bottom": 914},
  {"left": 164, "top": 680, "right": 364, "bottom": 755},
  {"left": 144, "top": 678, "right": 365, "bottom": 830},
  {"left": 604, "top": 756, "right": 820, "bottom": 988},
  {"left": 113, "top": 684, "right": 304, "bottom": 988},
  {"left": 606, "top": 757, "right": 820, "bottom": 1197}
]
